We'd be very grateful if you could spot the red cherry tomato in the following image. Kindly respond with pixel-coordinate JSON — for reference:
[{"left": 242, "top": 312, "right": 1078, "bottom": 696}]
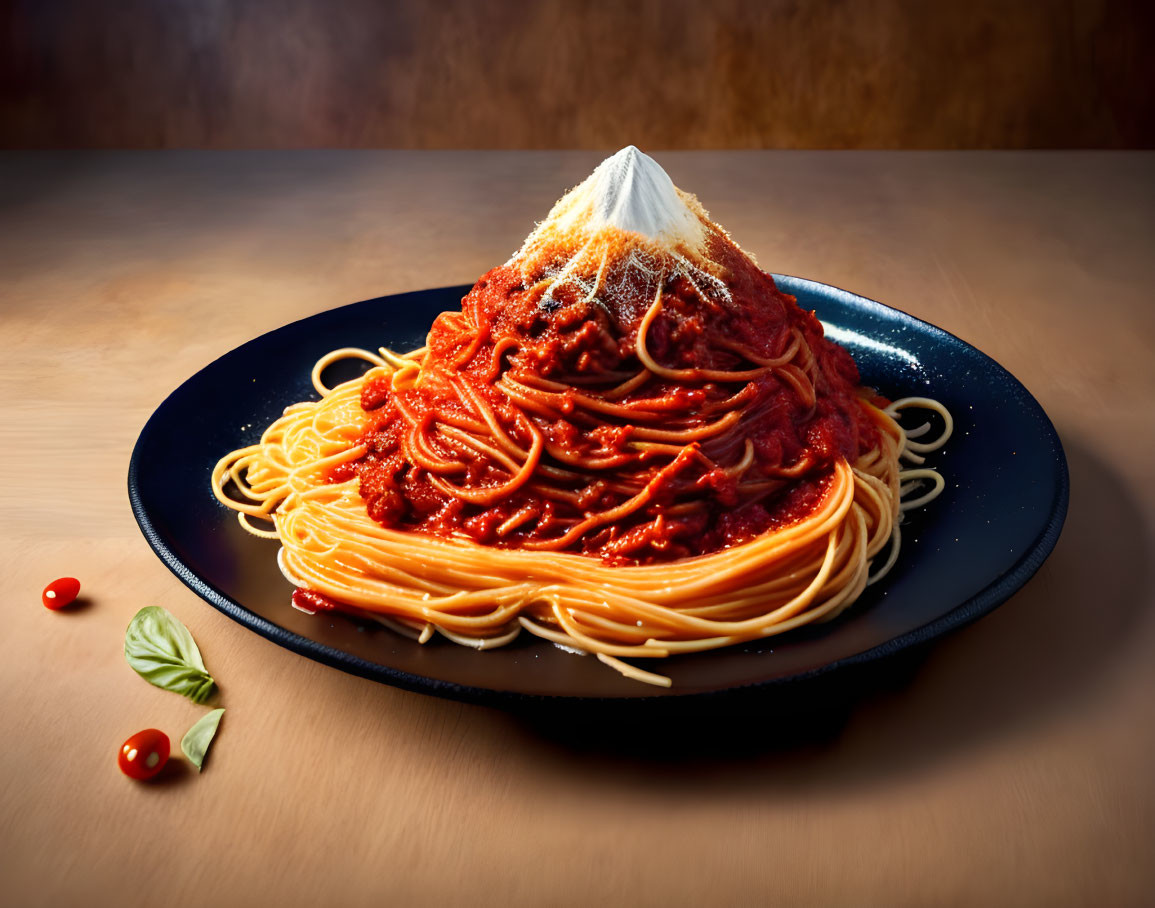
[
  {"left": 118, "top": 729, "right": 170, "bottom": 781},
  {"left": 42, "top": 577, "right": 81, "bottom": 610}
]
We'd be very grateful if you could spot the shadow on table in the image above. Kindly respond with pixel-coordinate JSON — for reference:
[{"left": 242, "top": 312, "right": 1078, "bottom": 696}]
[{"left": 490, "top": 434, "right": 1150, "bottom": 792}]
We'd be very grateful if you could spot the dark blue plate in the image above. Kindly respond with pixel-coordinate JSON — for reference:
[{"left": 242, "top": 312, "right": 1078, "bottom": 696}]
[{"left": 128, "top": 277, "right": 1068, "bottom": 705}]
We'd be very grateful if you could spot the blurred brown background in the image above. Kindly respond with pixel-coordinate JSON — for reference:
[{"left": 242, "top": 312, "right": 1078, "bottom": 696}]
[{"left": 3, "top": 0, "right": 1154, "bottom": 149}]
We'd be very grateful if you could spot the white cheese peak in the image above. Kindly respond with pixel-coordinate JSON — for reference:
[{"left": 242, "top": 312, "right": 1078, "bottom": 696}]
[{"left": 553, "top": 146, "right": 706, "bottom": 247}]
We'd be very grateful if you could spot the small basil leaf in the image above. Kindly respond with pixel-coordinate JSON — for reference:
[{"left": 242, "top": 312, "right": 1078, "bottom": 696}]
[
  {"left": 181, "top": 708, "right": 225, "bottom": 771},
  {"left": 124, "top": 606, "right": 217, "bottom": 704}
]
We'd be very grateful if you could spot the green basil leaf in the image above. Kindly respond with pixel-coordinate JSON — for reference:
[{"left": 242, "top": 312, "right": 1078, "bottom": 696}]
[
  {"left": 124, "top": 606, "right": 217, "bottom": 704},
  {"left": 181, "top": 708, "right": 225, "bottom": 771}
]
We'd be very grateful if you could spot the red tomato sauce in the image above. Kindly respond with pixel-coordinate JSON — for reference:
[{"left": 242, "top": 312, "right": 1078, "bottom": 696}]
[{"left": 347, "top": 241, "right": 879, "bottom": 565}]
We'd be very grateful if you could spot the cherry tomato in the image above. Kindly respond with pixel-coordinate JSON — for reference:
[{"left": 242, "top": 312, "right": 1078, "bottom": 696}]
[
  {"left": 118, "top": 729, "right": 170, "bottom": 781},
  {"left": 42, "top": 577, "right": 81, "bottom": 610}
]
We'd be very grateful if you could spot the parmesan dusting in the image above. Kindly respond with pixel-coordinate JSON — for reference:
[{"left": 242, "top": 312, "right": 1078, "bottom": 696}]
[{"left": 510, "top": 146, "right": 742, "bottom": 315}]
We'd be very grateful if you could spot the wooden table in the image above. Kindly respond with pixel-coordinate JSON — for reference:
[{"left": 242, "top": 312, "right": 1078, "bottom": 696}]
[{"left": 2, "top": 151, "right": 1153, "bottom": 906}]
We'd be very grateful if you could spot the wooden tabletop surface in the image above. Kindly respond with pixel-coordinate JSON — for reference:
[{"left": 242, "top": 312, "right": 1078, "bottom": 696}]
[{"left": 2, "top": 151, "right": 1153, "bottom": 907}]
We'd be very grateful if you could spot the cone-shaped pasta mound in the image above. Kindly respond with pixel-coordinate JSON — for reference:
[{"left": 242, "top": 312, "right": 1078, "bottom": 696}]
[{"left": 213, "top": 147, "right": 950, "bottom": 686}]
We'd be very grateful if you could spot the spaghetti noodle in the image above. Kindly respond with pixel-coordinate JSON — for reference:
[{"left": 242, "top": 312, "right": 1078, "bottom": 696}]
[{"left": 211, "top": 148, "right": 951, "bottom": 686}]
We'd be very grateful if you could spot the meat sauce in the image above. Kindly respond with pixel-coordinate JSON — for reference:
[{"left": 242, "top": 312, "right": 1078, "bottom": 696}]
[{"left": 347, "top": 240, "right": 880, "bottom": 565}]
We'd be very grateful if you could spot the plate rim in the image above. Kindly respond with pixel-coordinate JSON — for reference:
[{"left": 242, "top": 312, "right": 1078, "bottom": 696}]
[{"left": 127, "top": 275, "right": 1070, "bottom": 706}]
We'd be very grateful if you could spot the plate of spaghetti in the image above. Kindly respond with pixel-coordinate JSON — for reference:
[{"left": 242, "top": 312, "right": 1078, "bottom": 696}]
[{"left": 129, "top": 148, "right": 1068, "bottom": 702}]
